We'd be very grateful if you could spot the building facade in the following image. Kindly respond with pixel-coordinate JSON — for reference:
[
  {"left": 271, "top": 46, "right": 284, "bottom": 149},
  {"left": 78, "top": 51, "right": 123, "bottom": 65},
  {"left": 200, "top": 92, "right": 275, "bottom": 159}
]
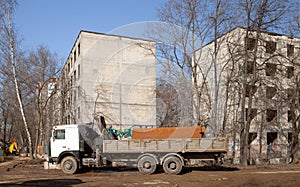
[
  {"left": 57, "top": 31, "right": 156, "bottom": 130},
  {"left": 196, "top": 27, "right": 300, "bottom": 163}
]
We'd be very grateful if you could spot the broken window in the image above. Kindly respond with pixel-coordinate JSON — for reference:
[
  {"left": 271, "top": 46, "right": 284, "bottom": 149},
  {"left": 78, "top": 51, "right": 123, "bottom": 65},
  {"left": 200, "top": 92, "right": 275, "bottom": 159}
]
[
  {"left": 73, "top": 89, "right": 76, "bottom": 102},
  {"left": 78, "top": 64, "right": 81, "bottom": 78},
  {"left": 78, "top": 43, "right": 80, "bottom": 55},
  {"left": 246, "top": 61, "right": 255, "bottom": 74},
  {"left": 78, "top": 107, "right": 80, "bottom": 119},
  {"left": 245, "top": 84, "right": 257, "bottom": 97},
  {"left": 67, "top": 63, "right": 70, "bottom": 73},
  {"left": 266, "top": 109, "right": 277, "bottom": 122},
  {"left": 287, "top": 44, "right": 294, "bottom": 57},
  {"left": 74, "top": 50, "right": 77, "bottom": 62},
  {"left": 70, "top": 93, "right": 72, "bottom": 104},
  {"left": 286, "top": 89, "right": 295, "bottom": 100},
  {"left": 68, "top": 79, "right": 71, "bottom": 89},
  {"left": 286, "top": 66, "right": 294, "bottom": 79},
  {"left": 288, "top": 110, "right": 294, "bottom": 122},
  {"left": 267, "top": 132, "right": 277, "bottom": 145},
  {"left": 248, "top": 132, "right": 257, "bottom": 144},
  {"left": 266, "top": 86, "right": 276, "bottom": 99},
  {"left": 288, "top": 132, "right": 293, "bottom": 144},
  {"left": 245, "top": 108, "right": 257, "bottom": 122},
  {"left": 70, "top": 75, "right": 73, "bottom": 87},
  {"left": 265, "top": 63, "right": 276, "bottom": 76},
  {"left": 74, "top": 70, "right": 76, "bottom": 81},
  {"left": 245, "top": 37, "right": 256, "bottom": 51},
  {"left": 266, "top": 41, "right": 276, "bottom": 54}
]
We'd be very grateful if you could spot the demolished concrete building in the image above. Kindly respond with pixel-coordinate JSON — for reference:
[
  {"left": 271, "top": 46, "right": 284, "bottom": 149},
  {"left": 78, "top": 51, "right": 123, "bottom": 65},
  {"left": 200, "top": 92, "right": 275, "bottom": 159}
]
[{"left": 196, "top": 27, "right": 300, "bottom": 163}]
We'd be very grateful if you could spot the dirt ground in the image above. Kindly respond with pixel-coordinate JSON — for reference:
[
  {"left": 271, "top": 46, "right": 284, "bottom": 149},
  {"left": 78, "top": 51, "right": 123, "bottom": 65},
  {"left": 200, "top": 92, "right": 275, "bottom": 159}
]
[{"left": 1, "top": 157, "right": 300, "bottom": 187}]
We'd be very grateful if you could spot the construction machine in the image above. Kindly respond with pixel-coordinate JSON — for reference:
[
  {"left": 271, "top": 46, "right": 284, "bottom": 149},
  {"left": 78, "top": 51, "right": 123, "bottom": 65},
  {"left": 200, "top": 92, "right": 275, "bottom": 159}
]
[{"left": 6, "top": 139, "right": 19, "bottom": 155}]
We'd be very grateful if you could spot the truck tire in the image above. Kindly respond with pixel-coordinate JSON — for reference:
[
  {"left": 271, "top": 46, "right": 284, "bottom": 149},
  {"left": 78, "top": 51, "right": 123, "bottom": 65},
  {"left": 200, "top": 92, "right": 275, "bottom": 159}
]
[
  {"left": 61, "top": 156, "right": 78, "bottom": 174},
  {"left": 162, "top": 156, "right": 182, "bottom": 175},
  {"left": 137, "top": 155, "right": 157, "bottom": 174}
]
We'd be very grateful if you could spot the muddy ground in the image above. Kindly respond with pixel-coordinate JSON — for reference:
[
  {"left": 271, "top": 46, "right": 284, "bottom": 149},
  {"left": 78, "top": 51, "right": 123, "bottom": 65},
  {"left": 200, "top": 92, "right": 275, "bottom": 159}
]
[{"left": 1, "top": 157, "right": 300, "bottom": 187}]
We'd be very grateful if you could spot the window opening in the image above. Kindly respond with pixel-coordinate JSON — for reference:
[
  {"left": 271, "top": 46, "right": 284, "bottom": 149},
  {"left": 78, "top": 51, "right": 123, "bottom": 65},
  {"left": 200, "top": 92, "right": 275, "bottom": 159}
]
[
  {"left": 245, "top": 84, "right": 257, "bottom": 97},
  {"left": 287, "top": 44, "right": 294, "bottom": 57},
  {"left": 286, "top": 66, "right": 294, "bottom": 79},
  {"left": 248, "top": 132, "right": 257, "bottom": 144},
  {"left": 266, "top": 109, "right": 277, "bottom": 122},
  {"left": 288, "top": 110, "right": 294, "bottom": 122},
  {"left": 246, "top": 108, "right": 257, "bottom": 122},
  {"left": 266, "top": 41, "right": 276, "bottom": 53},
  {"left": 245, "top": 37, "right": 256, "bottom": 51},
  {"left": 265, "top": 63, "right": 276, "bottom": 76},
  {"left": 266, "top": 86, "right": 276, "bottom": 99},
  {"left": 246, "top": 61, "right": 255, "bottom": 74}
]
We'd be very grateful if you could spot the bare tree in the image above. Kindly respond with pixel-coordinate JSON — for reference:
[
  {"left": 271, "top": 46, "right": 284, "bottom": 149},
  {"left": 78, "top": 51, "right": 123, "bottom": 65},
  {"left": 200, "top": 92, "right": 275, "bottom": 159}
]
[
  {"left": 156, "top": 79, "right": 181, "bottom": 127},
  {"left": 0, "top": 0, "right": 34, "bottom": 158},
  {"left": 236, "top": 0, "right": 291, "bottom": 166},
  {"left": 24, "top": 45, "right": 61, "bottom": 157},
  {"left": 156, "top": 0, "right": 236, "bottom": 131},
  {"left": 285, "top": 74, "right": 300, "bottom": 163},
  {"left": 291, "top": 3, "right": 300, "bottom": 164},
  {"left": 0, "top": 87, "right": 13, "bottom": 146},
  {"left": 155, "top": 0, "right": 208, "bottom": 127},
  {"left": 0, "top": 73, "right": 28, "bottom": 153}
]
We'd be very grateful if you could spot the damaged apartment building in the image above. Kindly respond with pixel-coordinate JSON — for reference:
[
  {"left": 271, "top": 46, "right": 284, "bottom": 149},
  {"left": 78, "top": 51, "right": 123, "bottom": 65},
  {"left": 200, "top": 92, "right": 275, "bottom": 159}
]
[
  {"left": 196, "top": 27, "right": 300, "bottom": 163},
  {"left": 55, "top": 31, "right": 156, "bottom": 130}
]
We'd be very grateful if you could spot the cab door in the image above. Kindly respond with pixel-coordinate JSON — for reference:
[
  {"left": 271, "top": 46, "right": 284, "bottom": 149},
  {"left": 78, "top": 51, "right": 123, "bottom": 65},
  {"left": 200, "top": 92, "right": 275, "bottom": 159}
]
[{"left": 50, "top": 128, "right": 67, "bottom": 157}]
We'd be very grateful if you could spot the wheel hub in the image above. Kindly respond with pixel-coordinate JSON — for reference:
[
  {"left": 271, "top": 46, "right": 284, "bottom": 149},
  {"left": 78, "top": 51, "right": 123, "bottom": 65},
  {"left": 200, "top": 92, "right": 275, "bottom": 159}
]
[
  {"left": 144, "top": 162, "right": 151, "bottom": 169},
  {"left": 65, "top": 161, "right": 73, "bottom": 170},
  {"left": 169, "top": 162, "right": 176, "bottom": 169}
]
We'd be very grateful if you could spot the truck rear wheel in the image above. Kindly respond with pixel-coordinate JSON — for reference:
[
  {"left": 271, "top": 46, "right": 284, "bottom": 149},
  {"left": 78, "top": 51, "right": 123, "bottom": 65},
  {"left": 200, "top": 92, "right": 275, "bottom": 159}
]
[
  {"left": 61, "top": 156, "right": 78, "bottom": 174},
  {"left": 163, "top": 156, "right": 182, "bottom": 175},
  {"left": 137, "top": 155, "right": 157, "bottom": 174}
]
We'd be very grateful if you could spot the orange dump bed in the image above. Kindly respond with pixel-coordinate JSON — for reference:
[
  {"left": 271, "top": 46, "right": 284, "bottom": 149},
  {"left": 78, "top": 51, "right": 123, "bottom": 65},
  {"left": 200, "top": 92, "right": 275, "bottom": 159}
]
[{"left": 132, "top": 126, "right": 206, "bottom": 140}]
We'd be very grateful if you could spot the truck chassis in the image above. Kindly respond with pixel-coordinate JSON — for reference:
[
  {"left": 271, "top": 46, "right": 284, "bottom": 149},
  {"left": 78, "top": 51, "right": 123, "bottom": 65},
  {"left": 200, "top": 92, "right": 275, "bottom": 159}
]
[{"left": 50, "top": 137, "right": 227, "bottom": 175}]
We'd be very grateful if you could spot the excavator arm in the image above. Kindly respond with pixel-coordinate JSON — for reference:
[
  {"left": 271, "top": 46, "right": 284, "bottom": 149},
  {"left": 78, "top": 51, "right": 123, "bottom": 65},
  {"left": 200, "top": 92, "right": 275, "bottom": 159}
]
[{"left": 8, "top": 139, "right": 19, "bottom": 155}]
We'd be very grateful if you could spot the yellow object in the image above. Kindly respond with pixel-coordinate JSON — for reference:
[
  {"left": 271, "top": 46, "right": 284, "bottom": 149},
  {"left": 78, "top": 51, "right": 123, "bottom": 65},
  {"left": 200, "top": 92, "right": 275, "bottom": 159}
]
[
  {"left": 37, "top": 146, "right": 43, "bottom": 155},
  {"left": 9, "top": 139, "right": 19, "bottom": 154}
]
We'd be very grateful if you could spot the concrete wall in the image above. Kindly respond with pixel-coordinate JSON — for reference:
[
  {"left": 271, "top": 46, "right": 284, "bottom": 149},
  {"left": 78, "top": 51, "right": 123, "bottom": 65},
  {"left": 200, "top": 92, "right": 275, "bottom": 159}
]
[{"left": 60, "top": 31, "right": 156, "bottom": 130}]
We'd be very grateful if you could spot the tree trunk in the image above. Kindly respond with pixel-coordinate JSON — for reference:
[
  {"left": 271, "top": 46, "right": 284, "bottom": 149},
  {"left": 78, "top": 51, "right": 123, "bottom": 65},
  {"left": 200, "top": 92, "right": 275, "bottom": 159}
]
[
  {"left": 9, "top": 36, "right": 33, "bottom": 159},
  {"left": 11, "top": 63, "right": 33, "bottom": 159},
  {"left": 3, "top": 114, "right": 7, "bottom": 145},
  {"left": 240, "top": 130, "right": 249, "bottom": 166}
]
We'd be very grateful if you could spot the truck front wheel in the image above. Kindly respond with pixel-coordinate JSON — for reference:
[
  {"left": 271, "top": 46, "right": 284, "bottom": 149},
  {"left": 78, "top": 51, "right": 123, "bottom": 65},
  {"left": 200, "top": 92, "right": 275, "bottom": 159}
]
[
  {"left": 61, "top": 156, "right": 78, "bottom": 174},
  {"left": 163, "top": 156, "right": 182, "bottom": 175}
]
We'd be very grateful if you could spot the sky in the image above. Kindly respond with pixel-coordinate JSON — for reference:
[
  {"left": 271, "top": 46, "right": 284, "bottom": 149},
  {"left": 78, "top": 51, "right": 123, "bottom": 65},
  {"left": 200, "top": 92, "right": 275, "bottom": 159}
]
[{"left": 15, "top": 0, "right": 167, "bottom": 62}]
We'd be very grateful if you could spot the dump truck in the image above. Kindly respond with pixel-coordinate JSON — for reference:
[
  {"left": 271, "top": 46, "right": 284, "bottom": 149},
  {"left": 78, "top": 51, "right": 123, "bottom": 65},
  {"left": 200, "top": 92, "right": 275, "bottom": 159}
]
[{"left": 46, "top": 116, "right": 227, "bottom": 175}]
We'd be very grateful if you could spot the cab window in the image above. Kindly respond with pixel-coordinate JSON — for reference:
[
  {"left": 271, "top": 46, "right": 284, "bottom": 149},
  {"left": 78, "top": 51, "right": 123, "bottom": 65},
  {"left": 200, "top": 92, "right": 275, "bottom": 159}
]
[{"left": 54, "top": 129, "right": 65, "bottom": 139}]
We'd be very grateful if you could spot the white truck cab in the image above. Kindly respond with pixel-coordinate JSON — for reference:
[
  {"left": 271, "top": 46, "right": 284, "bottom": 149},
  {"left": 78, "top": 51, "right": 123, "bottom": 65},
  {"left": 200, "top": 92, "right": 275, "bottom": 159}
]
[{"left": 50, "top": 125, "right": 81, "bottom": 158}]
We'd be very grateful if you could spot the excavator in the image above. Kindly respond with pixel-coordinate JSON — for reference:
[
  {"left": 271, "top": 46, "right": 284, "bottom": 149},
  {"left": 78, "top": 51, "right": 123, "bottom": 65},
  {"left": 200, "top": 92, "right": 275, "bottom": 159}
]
[{"left": 6, "top": 139, "right": 19, "bottom": 155}]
